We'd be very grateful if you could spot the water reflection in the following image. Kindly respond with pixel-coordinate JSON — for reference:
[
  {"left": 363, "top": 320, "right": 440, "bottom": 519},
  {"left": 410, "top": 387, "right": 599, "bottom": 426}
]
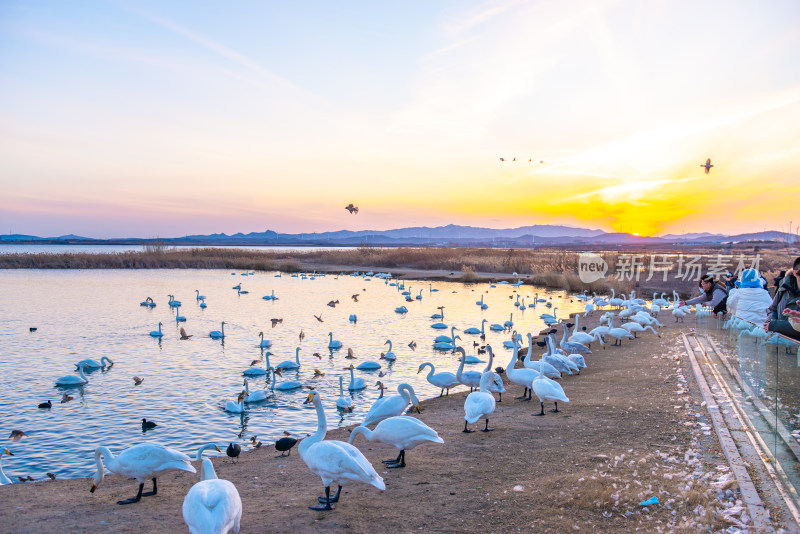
[{"left": 0, "top": 268, "right": 584, "bottom": 480}]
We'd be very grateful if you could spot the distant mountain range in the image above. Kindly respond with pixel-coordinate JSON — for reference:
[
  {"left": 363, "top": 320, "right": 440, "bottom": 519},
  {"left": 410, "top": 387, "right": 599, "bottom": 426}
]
[{"left": 1, "top": 225, "right": 798, "bottom": 247}]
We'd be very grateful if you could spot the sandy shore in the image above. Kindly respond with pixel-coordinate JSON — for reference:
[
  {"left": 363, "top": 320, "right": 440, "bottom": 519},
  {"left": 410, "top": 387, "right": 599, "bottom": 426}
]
[{"left": 2, "top": 315, "right": 734, "bottom": 533}]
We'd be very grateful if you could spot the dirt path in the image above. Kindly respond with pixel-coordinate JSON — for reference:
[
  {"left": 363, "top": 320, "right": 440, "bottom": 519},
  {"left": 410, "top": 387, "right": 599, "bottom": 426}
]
[{"left": 2, "top": 316, "right": 736, "bottom": 533}]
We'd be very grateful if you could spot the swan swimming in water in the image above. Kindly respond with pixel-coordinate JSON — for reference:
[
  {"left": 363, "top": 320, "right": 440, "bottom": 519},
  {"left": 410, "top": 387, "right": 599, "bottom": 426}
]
[
  {"left": 271, "top": 367, "right": 303, "bottom": 391},
  {"left": 209, "top": 322, "right": 225, "bottom": 339},
  {"left": 90, "top": 443, "right": 196, "bottom": 505},
  {"left": 55, "top": 362, "right": 89, "bottom": 386},
  {"left": 382, "top": 339, "right": 396, "bottom": 361},
  {"left": 300, "top": 390, "right": 385, "bottom": 510},
  {"left": 75, "top": 356, "right": 113, "bottom": 369},
  {"left": 345, "top": 365, "right": 366, "bottom": 391},
  {"left": 336, "top": 376, "right": 353, "bottom": 412},
  {"left": 150, "top": 322, "right": 164, "bottom": 337},
  {"left": 224, "top": 391, "right": 246, "bottom": 414},
  {"left": 276, "top": 347, "right": 302, "bottom": 370},
  {"left": 257, "top": 331, "right": 272, "bottom": 348},
  {"left": 183, "top": 454, "right": 242, "bottom": 534},
  {"left": 242, "top": 379, "right": 272, "bottom": 403},
  {"left": 243, "top": 353, "right": 270, "bottom": 376},
  {"left": 328, "top": 332, "right": 342, "bottom": 349},
  {"left": 349, "top": 416, "right": 443, "bottom": 468}
]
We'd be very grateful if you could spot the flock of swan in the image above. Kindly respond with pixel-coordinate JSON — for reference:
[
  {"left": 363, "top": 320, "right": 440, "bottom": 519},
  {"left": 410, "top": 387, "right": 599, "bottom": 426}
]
[{"left": 3, "top": 270, "right": 701, "bottom": 533}]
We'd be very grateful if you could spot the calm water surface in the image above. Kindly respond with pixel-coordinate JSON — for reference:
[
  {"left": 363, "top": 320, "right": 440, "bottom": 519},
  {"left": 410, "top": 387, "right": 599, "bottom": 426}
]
[{"left": 0, "top": 269, "right": 583, "bottom": 481}]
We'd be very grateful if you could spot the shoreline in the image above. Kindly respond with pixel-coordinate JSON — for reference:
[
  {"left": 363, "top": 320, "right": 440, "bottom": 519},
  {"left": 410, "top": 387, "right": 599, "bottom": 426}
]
[{"left": 2, "top": 316, "right": 747, "bottom": 532}]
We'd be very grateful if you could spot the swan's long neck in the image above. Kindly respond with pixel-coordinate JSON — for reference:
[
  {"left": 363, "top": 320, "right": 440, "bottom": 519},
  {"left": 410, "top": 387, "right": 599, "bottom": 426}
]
[
  {"left": 295, "top": 347, "right": 300, "bottom": 364},
  {"left": 350, "top": 367, "right": 356, "bottom": 382},
  {"left": 561, "top": 326, "right": 568, "bottom": 345},
  {"left": 525, "top": 333, "right": 533, "bottom": 361},
  {"left": 483, "top": 344, "right": 494, "bottom": 373},
  {"left": 196, "top": 443, "right": 217, "bottom": 462},
  {"left": 77, "top": 365, "right": 87, "bottom": 381},
  {"left": 450, "top": 326, "right": 456, "bottom": 339},
  {"left": 220, "top": 323, "right": 225, "bottom": 335},
  {"left": 329, "top": 333, "right": 333, "bottom": 342},
  {"left": 504, "top": 342, "right": 517, "bottom": 370},
  {"left": 93, "top": 446, "right": 114, "bottom": 485},
  {"left": 611, "top": 288, "right": 615, "bottom": 299},
  {"left": 200, "top": 458, "right": 217, "bottom": 481},
  {"left": 481, "top": 319, "right": 486, "bottom": 334},
  {"left": 244, "top": 381, "right": 251, "bottom": 395},
  {"left": 456, "top": 352, "right": 466, "bottom": 377},
  {"left": 398, "top": 383, "right": 418, "bottom": 406},
  {"left": 301, "top": 396, "right": 327, "bottom": 456},
  {"left": 101, "top": 357, "right": 112, "bottom": 366},
  {"left": 348, "top": 426, "right": 373, "bottom": 445},
  {"left": 478, "top": 371, "right": 494, "bottom": 392},
  {"left": 575, "top": 315, "right": 580, "bottom": 330},
  {"left": 423, "top": 363, "right": 435, "bottom": 379},
  {"left": 339, "top": 376, "right": 344, "bottom": 396},
  {"left": 259, "top": 332, "right": 264, "bottom": 340},
  {"left": 387, "top": 340, "right": 392, "bottom": 352}
]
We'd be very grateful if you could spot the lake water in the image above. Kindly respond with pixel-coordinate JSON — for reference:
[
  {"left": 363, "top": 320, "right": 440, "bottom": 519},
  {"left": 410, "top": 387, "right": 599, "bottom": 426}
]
[{"left": 0, "top": 269, "right": 584, "bottom": 481}]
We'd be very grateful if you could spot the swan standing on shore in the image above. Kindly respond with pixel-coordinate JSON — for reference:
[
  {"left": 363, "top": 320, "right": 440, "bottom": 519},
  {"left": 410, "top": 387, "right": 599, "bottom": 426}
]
[
  {"left": 1, "top": 449, "right": 14, "bottom": 485},
  {"left": 56, "top": 362, "right": 89, "bottom": 386},
  {"left": 531, "top": 352, "right": 570, "bottom": 416},
  {"left": 454, "top": 347, "right": 481, "bottom": 391},
  {"left": 463, "top": 371, "right": 499, "bottom": 432},
  {"left": 349, "top": 416, "right": 443, "bottom": 468},
  {"left": 362, "top": 383, "right": 420, "bottom": 427},
  {"left": 417, "top": 362, "right": 460, "bottom": 397},
  {"left": 90, "top": 443, "right": 196, "bottom": 505},
  {"left": 183, "top": 456, "right": 242, "bottom": 534},
  {"left": 300, "top": 390, "right": 385, "bottom": 510},
  {"left": 501, "top": 342, "right": 538, "bottom": 401}
]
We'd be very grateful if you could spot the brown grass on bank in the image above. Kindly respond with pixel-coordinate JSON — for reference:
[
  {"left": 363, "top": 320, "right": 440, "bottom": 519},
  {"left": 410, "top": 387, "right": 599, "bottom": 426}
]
[{"left": 1, "top": 246, "right": 795, "bottom": 295}]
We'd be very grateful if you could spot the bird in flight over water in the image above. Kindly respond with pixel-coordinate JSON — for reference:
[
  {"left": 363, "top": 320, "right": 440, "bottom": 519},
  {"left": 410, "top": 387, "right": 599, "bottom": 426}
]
[
  {"left": 345, "top": 203, "right": 358, "bottom": 214},
  {"left": 701, "top": 158, "right": 713, "bottom": 174}
]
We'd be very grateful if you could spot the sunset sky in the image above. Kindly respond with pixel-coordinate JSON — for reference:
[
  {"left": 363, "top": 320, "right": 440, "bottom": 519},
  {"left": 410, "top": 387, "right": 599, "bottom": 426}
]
[{"left": 2, "top": 0, "right": 799, "bottom": 238}]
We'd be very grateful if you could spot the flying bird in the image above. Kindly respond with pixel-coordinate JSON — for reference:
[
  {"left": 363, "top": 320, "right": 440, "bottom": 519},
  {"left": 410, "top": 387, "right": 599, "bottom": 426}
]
[
  {"left": 250, "top": 359, "right": 260, "bottom": 367},
  {"left": 408, "top": 340, "right": 417, "bottom": 351},
  {"left": 327, "top": 300, "right": 339, "bottom": 308},
  {"left": 312, "top": 352, "right": 322, "bottom": 359},
  {"left": 345, "top": 203, "right": 359, "bottom": 214},
  {"left": 299, "top": 330, "right": 305, "bottom": 342},
  {"left": 9, "top": 430, "right": 27, "bottom": 442},
  {"left": 701, "top": 158, "right": 713, "bottom": 174},
  {"left": 60, "top": 393, "right": 73, "bottom": 404},
  {"left": 46, "top": 473, "right": 56, "bottom": 480},
  {"left": 499, "top": 157, "right": 504, "bottom": 161},
  {"left": 271, "top": 318, "right": 283, "bottom": 328},
  {"left": 133, "top": 376, "right": 144, "bottom": 385},
  {"left": 313, "top": 314, "right": 324, "bottom": 323},
  {"left": 345, "top": 348, "right": 357, "bottom": 359},
  {"left": 179, "top": 327, "right": 192, "bottom": 340},
  {"left": 351, "top": 294, "right": 359, "bottom": 302},
  {"left": 312, "top": 369, "right": 325, "bottom": 378}
]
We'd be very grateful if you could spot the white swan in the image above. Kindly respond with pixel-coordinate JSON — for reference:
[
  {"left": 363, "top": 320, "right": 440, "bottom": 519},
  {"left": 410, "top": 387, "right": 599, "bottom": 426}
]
[
  {"left": 242, "top": 379, "right": 272, "bottom": 403},
  {"left": 463, "top": 319, "right": 487, "bottom": 336},
  {"left": 463, "top": 372, "right": 498, "bottom": 432},
  {"left": 257, "top": 332, "right": 272, "bottom": 348},
  {"left": 242, "top": 353, "right": 270, "bottom": 376},
  {"left": 209, "top": 322, "right": 225, "bottom": 339},
  {"left": 195, "top": 289, "right": 206, "bottom": 301},
  {"left": 504, "top": 313, "right": 514, "bottom": 328},
  {"left": 560, "top": 324, "right": 592, "bottom": 354},
  {"left": 621, "top": 322, "right": 661, "bottom": 339},
  {"left": 362, "top": 383, "right": 420, "bottom": 427},
  {"left": 168, "top": 295, "right": 182, "bottom": 307},
  {"left": 90, "top": 443, "right": 196, "bottom": 504},
  {"left": 345, "top": 365, "right": 366, "bottom": 391},
  {"left": 568, "top": 316, "right": 604, "bottom": 347},
  {"left": 271, "top": 367, "right": 303, "bottom": 391},
  {"left": 349, "top": 416, "right": 443, "bottom": 468},
  {"left": 480, "top": 344, "right": 505, "bottom": 400},
  {"left": 501, "top": 342, "right": 539, "bottom": 401},
  {"left": 531, "top": 351, "right": 570, "bottom": 416},
  {"left": 522, "top": 333, "right": 561, "bottom": 379},
  {"left": 433, "top": 326, "right": 458, "bottom": 343},
  {"left": 336, "top": 376, "right": 353, "bottom": 412},
  {"left": 356, "top": 360, "right": 381, "bottom": 370},
  {"left": 276, "top": 347, "right": 301, "bottom": 370},
  {"left": 76, "top": 356, "right": 113, "bottom": 369},
  {"left": 183, "top": 457, "right": 242, "bottom": 534},
  {"left": 328, "top": 332, "right": 342, "bottom": 349},
  {"left": 261, "top": 289, "right": 278, "bottom": 300},
  {"left": 606, "top": 317, "right": 634, "bottom": 345},
  {"left": 417, "top": 362, "right": 459, "bottom": 396},
  {"left": 432, "top": 335, "right": 460, "bottom": 351},
  {"left": 300, "top": 390, "right": 385, "bottom": 510},
  {"left": 150, "top": 322, "right": 164, "bottom": 337},
  {"left": 0, "top": 449, "right": 13, "bottom": 485},
  {"left": 382, "top": 339, "right": 396, "bottom": 361},
  {"left": 55, "top": 362, "right": 89, "bottom": 386},
  {"left": 454, "top": 347, "right": 481, "bottom": 391},
  {"left": 224, "top": 392, "right": 246, "bottom": 414}
]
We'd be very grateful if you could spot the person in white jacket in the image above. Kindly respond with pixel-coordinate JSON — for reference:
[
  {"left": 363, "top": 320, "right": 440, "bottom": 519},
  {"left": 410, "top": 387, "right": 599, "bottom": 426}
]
[{"left": 727, "top": 268, "right": 773, "bottom": 325}]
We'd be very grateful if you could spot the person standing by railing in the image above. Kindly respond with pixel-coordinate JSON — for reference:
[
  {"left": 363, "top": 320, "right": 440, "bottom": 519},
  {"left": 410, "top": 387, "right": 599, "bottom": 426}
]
[{"left": 728, "top": 269, "right": 773, "bottom": 324}]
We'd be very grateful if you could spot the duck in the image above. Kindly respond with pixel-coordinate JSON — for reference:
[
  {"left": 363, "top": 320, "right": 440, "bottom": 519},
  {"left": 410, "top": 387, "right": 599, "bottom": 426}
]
[
  {"left": 55, "top": 362, "right": 89, "bottom": 386},
  {"left": 362, "top": 383, "right": 420, "bottom": 427},
  {"left": 271, "top": 367, "right": 303, "bottom": 391},
  {"left": 38, "top": 400, "right": 52, "bottom": 409},
  {"left": 328, "top": 332, "right": 342, "bottom": 349},
  {"left": 224, "top": 391, "right": 246, "bottom": 413},
  {"left": 350, "top": 416, "right": 443, "bottom": 468},
  {"left": 345, "top": 365, "right": 366, "bottom": 391},
  {"left": 209, "top": 322, "right": 225, "bottom": 339},
  {"left": 336, "top": 376, "right": 354, "bottom": 412},
  {"left": 90, "top": 443, "right": 196, "bottom": 505},
  {"left": 182, "top": 456, "right": 242, "bottom": 534},
  {"left": 75, "top": 356, "right": 114, "bottom": 369},
  {"left": 276, "top": 347, "right": 302, "bottom": 370},
  {"left": 0, "top": 449, "right": 14, "bottom": 485},
  {"left": 299, "top": 390, "right": 385, "bottom": 510},
  {"left": 463, "top": 319, "right": 487, "bottom": 336},
  {"left": 257, "top": 332, "right": 272, "bottom": 348},
  {"left": 242, "top": 380, "right": 272, "bottom": 402},
  {"left": 150, "top": 322, "right": 164, "bottom": 337},
  {"left": 463, "top": 371, "right": 499, "bottom": 432},
  {"left": 454, "top": 347, "right": 481, "bottom": 391},
  {"left": 417, "top": 362, "right": 459, "bottom": 396},
  {"left": 531, "top": 353, "right": 570, "bottom": 416}
]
